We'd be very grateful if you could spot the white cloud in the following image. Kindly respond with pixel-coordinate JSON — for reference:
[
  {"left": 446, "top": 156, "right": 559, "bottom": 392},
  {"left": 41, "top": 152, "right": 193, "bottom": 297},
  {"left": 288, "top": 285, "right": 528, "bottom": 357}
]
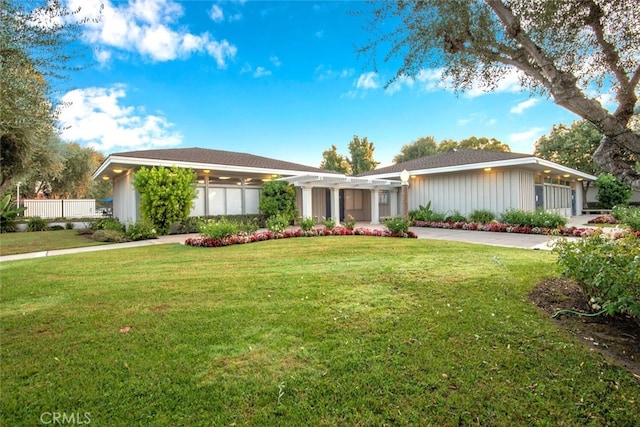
[
  {"left": 465, "top": 68, "right": 525, "bottom": 98},
  {"left": 253, "top": 67, "right": 271, "bottom": 78},
  {"left": 209, "top": 4, "right": 224, "bottom": 23},
  {"left": 315, "top": 30, "right": 324, "bottom": 38},
  {"left": 356, "top": 72, "right": 379, "bottom": 90},
  {"left": 269, "top": 56, "right": 281, "bottom": 67},
  {"left": 58, "top": 86, "right": 182, "bottom": 153},
  {"left": 386, "top": 75, "right": 415, "bottom": 95},
  {"left": 66, "top": 0, "right": 237, "bottom": 66},
  {"left": 508, "top": 127, "right": 545, "bottom": 147},
  {"left": 510, "top": 98, "right": 539, "bottom": 114},
  {"left": 315, "top": 65, "right": 354, "bottom": 81}
]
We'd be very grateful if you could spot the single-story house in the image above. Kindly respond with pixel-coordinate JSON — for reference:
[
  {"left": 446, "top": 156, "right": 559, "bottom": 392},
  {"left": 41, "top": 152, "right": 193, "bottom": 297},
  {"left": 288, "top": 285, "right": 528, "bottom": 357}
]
[{"left": 92, "top": 147, "right": 597, "bottom": 225}]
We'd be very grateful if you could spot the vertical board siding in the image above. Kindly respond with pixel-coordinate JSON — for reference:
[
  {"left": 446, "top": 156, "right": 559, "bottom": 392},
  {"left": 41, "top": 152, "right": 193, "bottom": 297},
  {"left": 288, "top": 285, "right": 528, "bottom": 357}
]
[{"left": 408, "top": 169, "right": 539, "bottom": 217}]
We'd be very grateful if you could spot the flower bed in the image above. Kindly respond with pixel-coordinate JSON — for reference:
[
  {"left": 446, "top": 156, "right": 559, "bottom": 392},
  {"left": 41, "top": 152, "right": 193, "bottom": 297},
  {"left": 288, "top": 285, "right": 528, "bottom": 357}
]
[
  {"left": 412, "top": 220, "right": 612, "bottom": 238},
  {"left": 185, "top": 226, "right": 417, "bottom": 248}
]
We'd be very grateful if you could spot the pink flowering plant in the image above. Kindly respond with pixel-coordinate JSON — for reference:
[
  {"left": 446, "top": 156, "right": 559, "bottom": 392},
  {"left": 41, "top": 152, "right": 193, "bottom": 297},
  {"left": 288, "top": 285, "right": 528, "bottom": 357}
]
[{"left": 185, "top": 225, "right": 417, "bottom": 248}]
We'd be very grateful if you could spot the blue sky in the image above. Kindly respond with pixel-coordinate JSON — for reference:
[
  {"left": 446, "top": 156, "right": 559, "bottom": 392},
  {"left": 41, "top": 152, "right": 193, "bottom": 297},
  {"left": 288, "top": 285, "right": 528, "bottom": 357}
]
[{"left": 54, "top": 0, "right": 586, "bottom": 167}]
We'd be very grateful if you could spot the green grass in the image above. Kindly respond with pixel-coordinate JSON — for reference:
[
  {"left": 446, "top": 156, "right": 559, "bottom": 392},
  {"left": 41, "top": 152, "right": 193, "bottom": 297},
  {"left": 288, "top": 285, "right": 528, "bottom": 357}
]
[
  {"left": 0, "top": 230, "right": 106, "bottom": 256},
  {"left": 1, "top": 238, "right": 638, "bottom": 426}
]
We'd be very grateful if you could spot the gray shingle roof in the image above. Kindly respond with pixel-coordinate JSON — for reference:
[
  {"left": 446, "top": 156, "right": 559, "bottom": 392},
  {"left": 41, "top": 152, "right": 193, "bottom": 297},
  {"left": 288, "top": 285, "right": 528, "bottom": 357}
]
[
  {"left": 358, "top": 149, "right": 534, "bottom": 176},
  {"left": 112, "top": 147, "right": 337, "bottom": 174}
]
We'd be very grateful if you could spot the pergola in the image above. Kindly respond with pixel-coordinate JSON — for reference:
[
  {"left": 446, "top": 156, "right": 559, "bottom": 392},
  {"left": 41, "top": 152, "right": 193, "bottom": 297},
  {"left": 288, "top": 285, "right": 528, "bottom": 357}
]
[{"left": 279, "top": 174, "right": 403, "bottom": 225}]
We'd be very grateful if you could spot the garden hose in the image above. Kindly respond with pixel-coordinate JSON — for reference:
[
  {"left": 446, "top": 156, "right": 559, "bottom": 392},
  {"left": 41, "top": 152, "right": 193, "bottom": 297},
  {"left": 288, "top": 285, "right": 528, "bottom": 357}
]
[{"left": 551, "top": 308, "right": 608, "bottom": 319}]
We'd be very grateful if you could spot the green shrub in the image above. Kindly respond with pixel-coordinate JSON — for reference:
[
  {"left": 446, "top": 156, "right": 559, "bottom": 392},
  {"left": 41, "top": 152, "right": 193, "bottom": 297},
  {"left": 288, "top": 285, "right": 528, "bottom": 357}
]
[
  {"left": 323, "top": 217, "right": 336, "bottom": 230},
  {"left": 469, "top": 209, "right": 495, "bottom": 224},
  {"left": 500, "top": 209, "right": 567, "bottom": 228},
  {"left": 343, "top": 214, "right": 356, "bottom": 230},
  {"left": 0, "top": 195, "right": 26, "bottom": 233},
  {"left": 92, "top": 218, "right": 125, "bottom": 232},
  {"left": 65, "top": 222, "right": 75, "bottom": 230},
  {"left": 175, "top": 217, "right": 203, "bottom": 234},
  {"left": 266, "top": 213, "right": 290, "bottom": 233},
  {"left": 92, "top": 229, "right": 128, "bottom": 243},
  {"left": 133, "top": 166, "right": 197, "bottom": 235},
  {"left": 445, "top": 210, "right": 467, "bottom": 223},
  {"left": 299, "top": 216, "right": 316, "bottom": 231},
  {"left": 611, "top": 205, "right": 640, "bottom": 231},
  {"left": 49, "top": 225, "right": 64, "bottom": 231},
  {"left": 198, "top": 218, "right": 241, "bottom": 240},
  {"left": 385, "top": 216, "right": 411, "bottom": 234},
  {"left": 553, "top": 235, "right": 640, "bottom": 318},
  {"left": 409, "top": 202, "right": 446, "bottom": 222},
  {"left": 259, "top": 180, "right": 297, "bottom": 224},
  {"left": 126, "top": 220, "right": 157, "bottom": 241},
  {"left": 26, "top": 217, "right": 49, "bottom": 232},
  {"left": 595, "top": 173, "right": 632, "bottom": 209},
  {"left": 622, "top": 207, "right": 640, "bottom": 231}
]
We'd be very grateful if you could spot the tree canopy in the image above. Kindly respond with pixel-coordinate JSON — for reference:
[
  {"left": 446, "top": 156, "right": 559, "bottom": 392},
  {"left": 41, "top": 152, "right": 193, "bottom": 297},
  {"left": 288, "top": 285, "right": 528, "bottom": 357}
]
[
  {"left": 320, "top": 145, "right": 351, "bottom": 174},
  {"left": 393, "top": 135, "right": 510, "bottom": 164},
  {"left": 534, "top": 120, "right": 603, "bottom": 177},
  {"left": 320, "top": 135, "right": 379, "bottom": 175},
  {"left": 0, "top": 0, "right": 94, "bottom": 194},
  {"left": 348, "top": 135, "right": 380, "bottom": 175},
  {"left": 393, "top": 136, "right": 438, "bottom": 164},
  {"left": 359, "top": 0, "right": 640, "bottom": 189}
]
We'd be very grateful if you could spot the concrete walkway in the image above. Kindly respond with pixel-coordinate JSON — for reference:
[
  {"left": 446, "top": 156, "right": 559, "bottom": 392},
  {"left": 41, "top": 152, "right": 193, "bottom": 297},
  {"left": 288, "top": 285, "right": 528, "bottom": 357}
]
[{"left": 0, "top": 215, "right": 600, "bottom": 263}]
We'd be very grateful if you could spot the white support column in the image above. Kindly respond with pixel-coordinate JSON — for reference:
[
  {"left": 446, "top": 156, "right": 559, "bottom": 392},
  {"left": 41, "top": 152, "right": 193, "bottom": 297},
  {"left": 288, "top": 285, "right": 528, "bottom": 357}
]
[
  {"left": 389, "top": 188, "right": 399, "bottom": 217},
  {"left": 370, "top": 188, "right": 380, "bottom": 225},
  {"left": 301, "top": 186, "right": 313, "bottom": 218},
  {"left": 331, "top": 187, "right": 340, "bottom": 221}
]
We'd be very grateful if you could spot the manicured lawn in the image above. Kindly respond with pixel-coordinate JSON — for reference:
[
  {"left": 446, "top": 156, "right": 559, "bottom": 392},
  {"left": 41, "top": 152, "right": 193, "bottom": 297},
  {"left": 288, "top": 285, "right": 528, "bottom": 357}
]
[
  {"left": 1, "top": 238, "right": 638, "bottom": 426},
  {"left": 0, "top": 230, "right": 106, "bottom": 256}
]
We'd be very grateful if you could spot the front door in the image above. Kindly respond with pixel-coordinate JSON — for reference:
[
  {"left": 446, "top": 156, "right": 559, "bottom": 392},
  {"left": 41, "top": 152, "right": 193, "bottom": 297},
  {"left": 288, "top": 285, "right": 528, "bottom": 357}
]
[{"left": 535, "top": 185, "right": 544, "bottom": 209}]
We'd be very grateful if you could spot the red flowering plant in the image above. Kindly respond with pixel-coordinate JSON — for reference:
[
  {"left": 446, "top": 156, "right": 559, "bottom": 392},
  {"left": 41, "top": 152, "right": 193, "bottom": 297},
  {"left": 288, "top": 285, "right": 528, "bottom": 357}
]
[{"left": 185, "top": 225, "right": 417, "bottom": 248}]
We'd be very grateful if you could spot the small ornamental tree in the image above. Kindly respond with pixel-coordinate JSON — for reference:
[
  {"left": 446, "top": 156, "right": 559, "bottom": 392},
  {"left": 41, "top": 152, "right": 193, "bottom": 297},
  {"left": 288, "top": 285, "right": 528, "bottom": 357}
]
[
  {"left": 132, "top": 166, "right": 197, "bottom": 235},
  {"left": 259, "top": 180, "right": 297, "bottom": 223},
  {"left": 595, "top": 173, "right": 632, "bottom": 209}
]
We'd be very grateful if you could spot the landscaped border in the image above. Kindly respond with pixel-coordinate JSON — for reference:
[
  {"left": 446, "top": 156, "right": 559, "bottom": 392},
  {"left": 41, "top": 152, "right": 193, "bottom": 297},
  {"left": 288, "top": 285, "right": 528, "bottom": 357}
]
[
  {"left": 185, "top": 227, "right": 417, "bottom": 248},
  {"left": 411, "top": 220, "right": 640, "bottom": 239}
]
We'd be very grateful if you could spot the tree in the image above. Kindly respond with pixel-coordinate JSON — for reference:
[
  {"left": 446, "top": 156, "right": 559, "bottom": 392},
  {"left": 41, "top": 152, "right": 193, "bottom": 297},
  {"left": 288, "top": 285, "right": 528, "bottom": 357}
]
[
  {"left": 132, "top": 166, "right": 197, "bottom": 235},
  {"left": 534, "top": 120, "right": 603, "bottom": 204},
  {"left": 259, "top": 180, "right": 297, "bottom": 222},
  {"left": 359, "top": 0, "right": 640, "bottom": 189},
  {"left": 594, "top": 173, "right": 632, "bottom": 208},
  {"left": 0, "top": 0, "right": 93, "bottom": 194},
  {"left": 393, "top": 136, "right": 438, "bottom": 164},
  {"left": 348, "top": 135, "right": 379, "bottom": 175},
  {"left": 457, "top": 137, "right": 511, "bottom": 152},
  {"left": 320, "top": 145, "right": 351, "bottom": 174}
]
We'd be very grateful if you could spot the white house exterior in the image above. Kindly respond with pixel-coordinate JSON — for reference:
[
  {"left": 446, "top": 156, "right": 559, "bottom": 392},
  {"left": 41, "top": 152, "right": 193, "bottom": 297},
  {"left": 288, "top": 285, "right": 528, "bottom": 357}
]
[
  {"left": 359, "top": 149, "right": 598, "bottom": 218},
  {"left": 93, "top": 148, "right": 597, "bottom": 225}
]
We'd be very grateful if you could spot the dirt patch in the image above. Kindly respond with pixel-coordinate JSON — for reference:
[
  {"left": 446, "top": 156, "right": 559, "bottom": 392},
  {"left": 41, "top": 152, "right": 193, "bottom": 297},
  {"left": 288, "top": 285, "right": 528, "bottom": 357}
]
[{"left": 529, "top": 278, "right": 640, "bottom": 380}]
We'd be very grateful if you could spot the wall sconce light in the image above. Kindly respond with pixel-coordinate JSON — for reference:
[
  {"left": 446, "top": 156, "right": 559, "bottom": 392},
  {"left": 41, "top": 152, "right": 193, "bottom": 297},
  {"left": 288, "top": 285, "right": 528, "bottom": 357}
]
[{"left": 400, "top": 169, "right": 410, "bottom": 184}]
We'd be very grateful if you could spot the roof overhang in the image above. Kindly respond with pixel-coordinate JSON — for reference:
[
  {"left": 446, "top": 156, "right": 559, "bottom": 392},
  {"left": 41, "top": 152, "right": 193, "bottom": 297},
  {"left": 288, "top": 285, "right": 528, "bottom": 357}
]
[
  {"left": 92, "top": 155, "right": 341, "bottom": 182},
  {"left": 365, "top": 157, "right": 598, "bottom": 182}
]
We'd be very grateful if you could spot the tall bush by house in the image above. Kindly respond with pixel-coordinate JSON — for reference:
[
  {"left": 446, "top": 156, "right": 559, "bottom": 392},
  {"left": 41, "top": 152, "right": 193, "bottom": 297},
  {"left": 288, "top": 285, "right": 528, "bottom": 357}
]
[
  {"left": 259, "top": 179, "right": 297, "bottom": 223},
  {"left": 595, "top": 173, "right": 632, "bottom": 209},
  {"left": 132, "top": 166, "right": 197, "bottom": 235}
]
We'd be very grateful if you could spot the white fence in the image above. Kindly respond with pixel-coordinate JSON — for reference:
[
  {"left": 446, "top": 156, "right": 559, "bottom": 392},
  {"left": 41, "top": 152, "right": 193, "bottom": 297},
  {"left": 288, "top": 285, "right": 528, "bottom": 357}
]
[{"left": 23, "top": 199, "right": 99, "bottom": 219}]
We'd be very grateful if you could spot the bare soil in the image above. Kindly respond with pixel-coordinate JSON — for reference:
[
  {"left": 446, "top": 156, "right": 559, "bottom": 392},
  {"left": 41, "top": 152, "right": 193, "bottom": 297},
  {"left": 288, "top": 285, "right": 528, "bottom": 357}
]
[{"left": 529, "top": 278, "right": 640, "bottom": 380}]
